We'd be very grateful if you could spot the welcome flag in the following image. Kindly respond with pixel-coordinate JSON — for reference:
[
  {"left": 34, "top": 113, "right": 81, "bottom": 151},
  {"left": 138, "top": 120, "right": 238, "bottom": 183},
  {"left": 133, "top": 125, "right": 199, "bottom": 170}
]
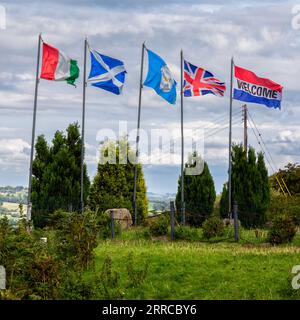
[
  {"left": 143, "top": 49, "right": 177, "bottom": 105},
  {"left": 233, "top": 65, "right": 283, "bottom": 109},
  {"left": 40, "top": 42, "right": 79, "bottom": 86},
  {"left": 87, "top": 47, "right": 126, "bottom": 95}
]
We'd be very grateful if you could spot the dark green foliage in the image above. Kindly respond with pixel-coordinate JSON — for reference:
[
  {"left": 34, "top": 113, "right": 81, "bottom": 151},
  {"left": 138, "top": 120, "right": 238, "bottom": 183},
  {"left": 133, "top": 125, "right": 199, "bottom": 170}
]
[
  {"left": 89, "top": 139, "right": 148, "bottom": 224},
  {"left": 270, "top": 163, "right": 300, "bottom": 195},
  {"left": 268, "top": 191, "right": 300, "bottom": 225},
  {"left": 59, "top": 272, "right": 97, "bottom": 300},
  {"left": 149, "top": 215, "right": 169, "bottom": 236},
  {"left": 268, "top": 214, "right": 296, "bottom": 245},
  {"left": 0, "top": 218, "right": 63, "bottom": 299},
  {"left": 54, "top": 210, "right": 100, "bottom": 270},
  {"left": 220, "top": 183, "right": 229, "bottom": 219},
  {"left": 176, "top": 153, "right": 216, "bottom": 227},
  {"left": 202, "top": 216, "right": 225, "bottom": 239},
  {"left": 220, "top": 145, "right": 270, "bottom": 228},
  {"left": 31, "top": 123, "right": 90, "bottom": 228},
  {"left": 174, "top": 225, "right": 200, "bottom": 241},
  {"left": 0, "top": 210, "right": 100, "bottom": 299}
]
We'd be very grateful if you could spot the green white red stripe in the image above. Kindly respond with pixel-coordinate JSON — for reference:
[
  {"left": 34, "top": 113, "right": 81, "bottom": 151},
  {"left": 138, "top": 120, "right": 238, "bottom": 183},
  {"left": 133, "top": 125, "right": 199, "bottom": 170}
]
[{"left": 40, "top": 42, "right": 79, "bottom": 86}]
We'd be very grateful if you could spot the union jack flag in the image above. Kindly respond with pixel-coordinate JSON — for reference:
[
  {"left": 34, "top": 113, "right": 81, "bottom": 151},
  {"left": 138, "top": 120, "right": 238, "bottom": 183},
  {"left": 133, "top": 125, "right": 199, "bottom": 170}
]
[{"left": 184, "top": 60, "right": 226, "bottom": 97}]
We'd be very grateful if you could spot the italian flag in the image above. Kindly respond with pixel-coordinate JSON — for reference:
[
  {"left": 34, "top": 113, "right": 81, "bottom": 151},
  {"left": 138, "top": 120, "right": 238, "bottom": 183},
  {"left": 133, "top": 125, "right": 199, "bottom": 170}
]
[{"left": 40, "top": 42, "right": 79, "bottom": 86}]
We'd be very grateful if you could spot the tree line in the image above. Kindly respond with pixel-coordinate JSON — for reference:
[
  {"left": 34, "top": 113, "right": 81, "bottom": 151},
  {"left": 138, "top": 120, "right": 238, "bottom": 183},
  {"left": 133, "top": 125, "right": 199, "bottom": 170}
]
[{"left": 31, "top": 123, "right": 270, "bottom": 229}]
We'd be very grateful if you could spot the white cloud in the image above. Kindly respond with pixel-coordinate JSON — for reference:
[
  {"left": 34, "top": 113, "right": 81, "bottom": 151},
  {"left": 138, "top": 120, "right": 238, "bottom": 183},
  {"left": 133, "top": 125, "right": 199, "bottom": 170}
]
[{"left": 0, "top": 0, "right": 299, "bottom": 192}]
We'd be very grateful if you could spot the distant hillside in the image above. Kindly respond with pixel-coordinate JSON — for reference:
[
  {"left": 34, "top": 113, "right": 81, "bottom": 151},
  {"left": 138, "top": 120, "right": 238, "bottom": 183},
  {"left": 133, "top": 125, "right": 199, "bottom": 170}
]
[
  {"left": 147, "top": 192, "right": 176, "bottom": 213},
  {"left": 0, "top": 186, "right": 28, "bottom": 204},
  {"left": 0, "top": 186, "right": 174, "bottom": 215}
]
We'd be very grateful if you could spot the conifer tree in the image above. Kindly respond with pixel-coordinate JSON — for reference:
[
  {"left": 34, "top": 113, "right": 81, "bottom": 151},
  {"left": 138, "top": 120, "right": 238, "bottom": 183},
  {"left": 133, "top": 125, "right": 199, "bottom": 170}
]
[
  {"left": 88, "top": 138, "right": 148, "bottom": 223},
  {"left": 219, "top": 183, "right": 229, "bottom": 219},
  {"left": 176, "top": 152, "right": 216, "bottom": 226},
  {"left": 31, "top": 123, "right": 90, "bottom": 227},
  {"left": 220, "top": 144, "right": 270, "bottom": 228}
]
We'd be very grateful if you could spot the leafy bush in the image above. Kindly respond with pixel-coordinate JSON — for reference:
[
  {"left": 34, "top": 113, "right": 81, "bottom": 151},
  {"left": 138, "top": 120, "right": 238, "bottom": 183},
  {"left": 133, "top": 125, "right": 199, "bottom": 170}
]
[
  {"left": 149, "top": 215, "right": 169, "bottom": 236},
  {"left": 138, "top": 228, "right": 151, "bottom": 240},
  {"left": 59, "top": 272, "right": 96, "bottom": 300},
  {"left": 202, "top": 217, "right": 225, "bottom": 239},
  {"left": 55, "top": 210, "right": 100, "bottom": 270},
  {"left": 268, "top": 191, "right": 300, "bottom": 226},
  {"left": 0, "top": 210, "right": 101, "bottom": 299},
  {"left": 174, "top": 225, "right": 200, "bottom": 241},
  {"left": 268, "top": 214, "right": 297, "bottom": 245}
]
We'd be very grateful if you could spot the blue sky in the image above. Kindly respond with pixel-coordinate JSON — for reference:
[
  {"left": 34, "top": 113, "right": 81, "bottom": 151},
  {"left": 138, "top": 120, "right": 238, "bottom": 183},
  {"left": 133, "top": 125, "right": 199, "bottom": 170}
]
[{"left": 0, "top": 0, "right": 300, "bottom": 194}]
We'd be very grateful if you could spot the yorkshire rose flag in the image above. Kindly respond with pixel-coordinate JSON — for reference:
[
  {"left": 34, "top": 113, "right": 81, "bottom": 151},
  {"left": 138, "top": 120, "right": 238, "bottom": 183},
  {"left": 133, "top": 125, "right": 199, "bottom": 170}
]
[
  {"left": 233, "top": 66, "right": 283, "bottom": 109},
  {"left": 40, "top": 42, "right": 79, "bottom": 86}
]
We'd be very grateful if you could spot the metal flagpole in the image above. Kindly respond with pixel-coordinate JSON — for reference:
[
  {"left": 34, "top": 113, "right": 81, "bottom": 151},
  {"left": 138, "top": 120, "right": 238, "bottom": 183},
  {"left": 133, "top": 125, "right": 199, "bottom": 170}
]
[
  {"left": 228, "top": 57, "right": 234, "bottom": 219},
  {"left": 27, "top": 33, "right": 42, "bottom": 222},
  {"left": 180, "top": 50, "right": 185, "bottom": 225},
  {"left": 80, "top": 37, "right": 87, "bottom": 214},
  {"left": 133, "top": 42, "right": 145, "bottom": 226},
  {"left": 243, "top": 104, "right": 248, "bottom": 155}
]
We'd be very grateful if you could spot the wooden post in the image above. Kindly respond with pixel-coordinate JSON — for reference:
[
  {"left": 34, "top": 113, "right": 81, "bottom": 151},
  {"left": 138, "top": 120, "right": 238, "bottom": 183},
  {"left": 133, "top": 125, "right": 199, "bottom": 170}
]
[
  {"left": 110, "top": 209, "right": 115, "bottom": 239},
  {"left": 233, "top": 200, "right": 239, "bottom": 242},
  {"left": 170, "top": 201, "right": 175, "bottom": 241}
]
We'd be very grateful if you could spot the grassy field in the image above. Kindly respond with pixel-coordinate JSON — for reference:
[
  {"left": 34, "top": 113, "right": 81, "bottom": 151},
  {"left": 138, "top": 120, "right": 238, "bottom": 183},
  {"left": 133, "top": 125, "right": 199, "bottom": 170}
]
[{"left": 86, "top": 228, "right": 300, "bottom": 300}]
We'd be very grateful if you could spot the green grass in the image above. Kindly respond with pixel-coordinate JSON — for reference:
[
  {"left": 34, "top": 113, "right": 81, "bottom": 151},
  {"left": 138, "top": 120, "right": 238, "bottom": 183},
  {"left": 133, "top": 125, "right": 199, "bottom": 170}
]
[{"left": 85, "top": 228, "right": 300, "bottom": 300}]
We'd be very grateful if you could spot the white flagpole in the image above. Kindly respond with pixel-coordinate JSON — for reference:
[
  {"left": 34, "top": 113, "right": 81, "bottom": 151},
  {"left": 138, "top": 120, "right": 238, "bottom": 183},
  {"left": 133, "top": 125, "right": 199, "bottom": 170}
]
[
  {"left": 80, "top": 37, "right": 87, "bottom": 214},
  {"left": 27, "top": 33, "right": 42, "bottom": 222},
  {"left": 228, "top": 57, "right": 234, "bottom": 218},
  {"left": 133, "top": 42, "right": 145, "bottom": 226},
  {"left": 180, "top": 50, "right": 185, "bottom": 225}
]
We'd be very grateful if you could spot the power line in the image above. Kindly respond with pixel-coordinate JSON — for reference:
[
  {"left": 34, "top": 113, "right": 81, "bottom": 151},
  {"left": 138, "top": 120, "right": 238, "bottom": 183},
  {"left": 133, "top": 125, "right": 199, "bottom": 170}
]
[
  {"left": 247, "top": 110, "right": 292, "bottom": 196},
  {"left": 247, "top": 110, "right": 278, "bottom": 172}
]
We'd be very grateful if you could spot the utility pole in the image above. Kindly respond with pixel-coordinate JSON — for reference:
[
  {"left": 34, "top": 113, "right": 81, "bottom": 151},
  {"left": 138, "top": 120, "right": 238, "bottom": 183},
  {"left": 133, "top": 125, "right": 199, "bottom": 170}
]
[{"left": 243, "top": 104, "right": 248, "bottom": 155}]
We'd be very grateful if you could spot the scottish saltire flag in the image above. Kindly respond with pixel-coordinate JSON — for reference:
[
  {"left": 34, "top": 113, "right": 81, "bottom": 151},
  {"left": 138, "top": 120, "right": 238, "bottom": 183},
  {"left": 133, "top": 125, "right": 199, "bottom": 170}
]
[
  {"left": 184, "top": 60, "right": 226, "bottom": 97},
  {"left": 87, "top": 47, "right": 126, "bottom": 95},
  {"left": 233, "top": 66, "right": 283, "bottom": 109},
  {"left": 143, "top": 49, "right": 177, "bottom": 104}
]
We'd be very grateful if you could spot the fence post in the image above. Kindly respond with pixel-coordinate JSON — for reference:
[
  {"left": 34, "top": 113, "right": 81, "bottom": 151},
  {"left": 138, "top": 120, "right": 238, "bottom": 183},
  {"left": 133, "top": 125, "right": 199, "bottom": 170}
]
[
  {"left": 170, "top": 201, "right": 175, "bottom": 241},
  {"left": 233, "top": 200, "right": 239, "bottom": 242},
  {"left": 110, "top": 209, "right": 115, "bottom": 239}
]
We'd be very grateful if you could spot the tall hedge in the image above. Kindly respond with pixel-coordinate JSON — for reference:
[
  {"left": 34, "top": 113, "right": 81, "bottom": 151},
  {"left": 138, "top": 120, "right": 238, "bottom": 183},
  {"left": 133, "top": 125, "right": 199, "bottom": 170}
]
[
  {"left": 176, "top": 152, "right": 216, "bottom": 227},
  {"left": 220, "top": 144, "right": 270, "bottom": 228},
  {"left": 89, "top": 139, "right": 148, "bottom": 224}
]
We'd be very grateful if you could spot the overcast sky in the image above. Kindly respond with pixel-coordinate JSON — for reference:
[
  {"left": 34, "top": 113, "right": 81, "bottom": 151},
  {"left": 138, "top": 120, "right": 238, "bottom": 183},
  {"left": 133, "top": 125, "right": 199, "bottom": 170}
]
[{"left": 0, "top": 0, "right": 299, "bottom": 194}]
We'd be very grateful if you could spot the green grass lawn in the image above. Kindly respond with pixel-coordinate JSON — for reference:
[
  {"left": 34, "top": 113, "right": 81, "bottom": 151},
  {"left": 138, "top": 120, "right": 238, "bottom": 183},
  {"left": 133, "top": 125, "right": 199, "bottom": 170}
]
[{"left": 86, "top": 228, "right": 300, "bottom": 300}]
